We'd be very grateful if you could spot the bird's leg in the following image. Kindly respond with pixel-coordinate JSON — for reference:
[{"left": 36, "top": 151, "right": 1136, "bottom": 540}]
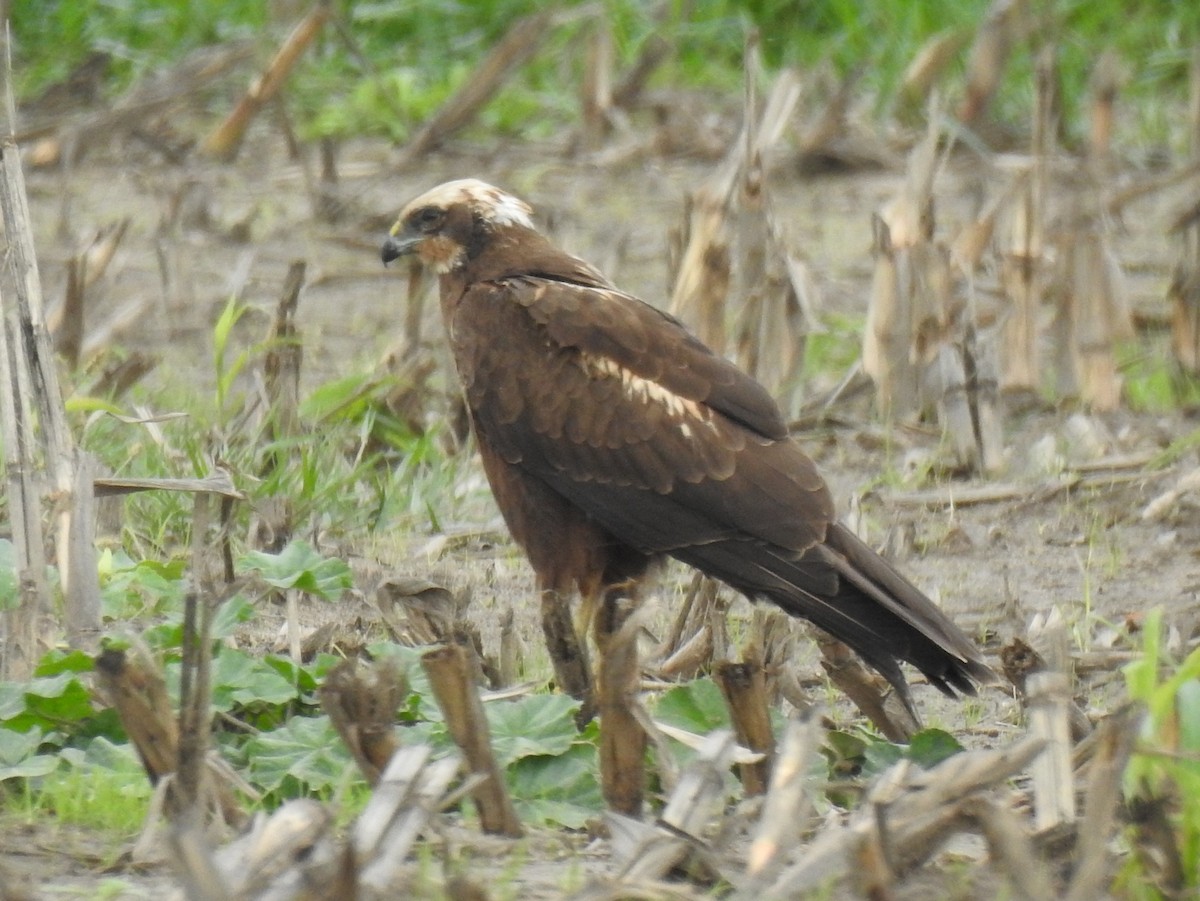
[
  {"left": 539, "top": 588, "right": 594, "bottom": 722},
  {"left": 593, "top": 583, "right": 646, "bottom": 816}
]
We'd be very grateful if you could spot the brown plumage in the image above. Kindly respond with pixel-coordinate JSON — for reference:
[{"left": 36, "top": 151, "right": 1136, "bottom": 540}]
[{"left": 382, "top": 178, "right": 993, "bottom": 712}]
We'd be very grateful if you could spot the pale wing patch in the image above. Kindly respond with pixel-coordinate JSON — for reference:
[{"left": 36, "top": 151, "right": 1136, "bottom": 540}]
[{"left": 583, "top": 355, "right": 718, "bottom": 435}]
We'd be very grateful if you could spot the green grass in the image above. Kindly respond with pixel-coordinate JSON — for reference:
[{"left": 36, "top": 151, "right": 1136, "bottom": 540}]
[
  {"left": 6, "top": 742, "right": 153, "bottom": 841},
  {"left": 12, "top": 1, "right": 1200, "bottom": 150}
]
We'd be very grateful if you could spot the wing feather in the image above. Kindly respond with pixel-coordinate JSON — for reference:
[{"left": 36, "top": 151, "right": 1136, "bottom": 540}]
[
  {"left": 510, "top": 277, "right": 788, "bottom": 441},
  {"left": 451, "top": 277, "right": 834, "bottom": 554}
]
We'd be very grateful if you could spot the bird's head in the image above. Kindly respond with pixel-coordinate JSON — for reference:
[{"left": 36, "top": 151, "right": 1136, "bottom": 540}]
[{"left": 381, "top": 179, "right": 535, "bottom": 274}]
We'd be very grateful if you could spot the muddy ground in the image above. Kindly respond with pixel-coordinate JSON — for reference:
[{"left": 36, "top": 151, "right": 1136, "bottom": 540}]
[{"left": 3, "top": 116, "right": 1200, "bottom": 898}]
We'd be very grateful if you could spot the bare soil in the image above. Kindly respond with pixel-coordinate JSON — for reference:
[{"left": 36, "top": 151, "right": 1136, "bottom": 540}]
[{"left": 4, "top": 123, "right": 1199, "bottom": 898}]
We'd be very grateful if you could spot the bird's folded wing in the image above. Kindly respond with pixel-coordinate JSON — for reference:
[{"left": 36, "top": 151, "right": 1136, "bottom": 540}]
[{"left": 452, "top": 276, "right": 834, "bottom": 556}]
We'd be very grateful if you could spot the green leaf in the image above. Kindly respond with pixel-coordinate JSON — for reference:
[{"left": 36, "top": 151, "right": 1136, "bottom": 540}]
[
  {"left": 0, "top": 683, "right": 29, "bottom": 720},
  {"left": 210, "top": 649, "right": 299, "bottom": 712},
  {"left": 0, "top": 539, "right": 17, "bottom": 612},
  {"left": 75, "top": 735, "right": 146, "bottom": 772},
  {"left": 906, "top": 728, "right": 964, "bottom": 769},
  {"left": 822, "top": 729, "right": 868, "bottom": 778},
  {"left": 242, "top": 714, "right": 357, "bottom": 796},
  {"left": 34, "top": 649, "right": 96, "bottom": 678},
  {"left": 0, "top": 726, "right": 47, "bottom": 765},
  {"left": 99, "top": 553, "right": 187, "bottom": 618},
  {"left": 652, "top": 678, "right": 729, "bottom": 735},
  {"left": 300, "top": 371, "right": 374, "bottom": 421},
  {"left": 862, "top": 736, "right": 905, "bottom": 775},
  {"left": 239, "top": 540, "right": 352, "bottom": 599},
  {"left": 485, "top": 694, "right": 579, "bottom": 767},
  {"left": 367, "top": 642, "right": 439, "bottom": 722},
  {"left": 2, "top": 672, "right": 96, "bottom": 732},
  {"left": 212, "top": 294, "right": 247, "bottom": 369},
  {"left": 212, "top": 594, "right": 257, "bottom": 639},
  {"left": 507, "top": 742, "right": 602, "bottom": 829},
  {"left": 1178, "top": 679, "right": 1200, "bottom": 756},
  {"left": 0, "top": 755, "right": 59, "bottom": 781}
]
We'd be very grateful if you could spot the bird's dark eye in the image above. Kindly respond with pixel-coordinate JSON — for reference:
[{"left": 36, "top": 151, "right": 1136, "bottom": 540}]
[{"left": 412, "top": 206, "right": 444, "bottom": 232}]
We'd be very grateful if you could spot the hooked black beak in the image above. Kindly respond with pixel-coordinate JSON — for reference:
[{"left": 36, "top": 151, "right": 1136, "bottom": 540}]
[{"left": 381, "top": 231, "right": 420, "bottom": 265}]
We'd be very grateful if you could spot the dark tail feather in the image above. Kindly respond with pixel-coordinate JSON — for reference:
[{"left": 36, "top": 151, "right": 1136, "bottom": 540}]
[{"left": 672, "top": 525, "right": 995, "bottom": 712}]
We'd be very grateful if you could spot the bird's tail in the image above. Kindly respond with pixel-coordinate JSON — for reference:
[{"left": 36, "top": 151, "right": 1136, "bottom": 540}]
[{"left": 673, "top": 523, "right": 994, "bottom": 711}]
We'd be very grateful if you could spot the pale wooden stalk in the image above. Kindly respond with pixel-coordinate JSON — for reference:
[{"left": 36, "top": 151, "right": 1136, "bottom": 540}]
[
  {"left": 319, "top": 658, "right": 406, "bottom": 786},
  {"left": 202, "top": 3, "right": 331, "bottom": 160},
  {"left": 816, "top": 633, "right": 919, "bottom": 742},
  {"left": 957, "top": 0, "right": 1024, "bottom": 124},
  {"left": 1064, "top": 706, "right": 1143, "bottom": 901},
  {"left": 766, "top": 736, "right": 1046, "bottom": 895},
  {"left": 713, "top": 659, "right": 774, "bottom": 796},
  {"left": 579, "top": 19, "right": 613, "bottom": 152},
  {"left": 863, "top": 113, "right": 948, "bottom": 422},
  {"left": 1026, "top": 671, "right": 1075, "bottom": 832},
  {"left": 396, "top": 8, "right": 567, "bottom": 165},
  {"left": 897, "top": 28, "right": 971, "bottom": 119},
  {"left": 965, "top": 795, "right": 1055, "bottom": 901},
  {"left": 1088, "top": 50, "right": 1121, "bottom": 171},
  {"left": 0, "top": 46, "right": 100, "bottom": 671},
  {"left": 421, "top": 643, "right": 523, "bottom": 837},
  {"left": 1001, "top": 46, "right": 1052, "bottom": 392},
  {"left": 744, "top": 710, "right": 821, "bottom": 884}
]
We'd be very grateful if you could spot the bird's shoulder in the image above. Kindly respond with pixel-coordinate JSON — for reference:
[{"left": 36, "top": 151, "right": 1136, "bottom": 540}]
[{"left": 453, "top": 261, "right": 788, "bottom": 443}]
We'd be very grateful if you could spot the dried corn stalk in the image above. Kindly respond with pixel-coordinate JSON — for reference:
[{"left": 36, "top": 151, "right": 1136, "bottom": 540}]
[
  {"left": 999, "top": 46, "right": 1054, "bottom": 392},
  {"left": 862, "top": 114, "right": 958, "bottom": 422},
  {"left": 957, "top": 0, "right": 1028, "bottom": 125},
  {"left": 1050, "top": 218, "right": 1132, "bottom": 409},
  {"left": 897, "top": 28, "right": 971, "bottom": 121},
  {"left": 1170, "top": 49, "right": 1200, "bottom": 374},
  {"left": 671, "top": 35, "right": 811, "bottom": 388},
  {"left": 1046, "top": 51, "right": 1133, "bottom": 410},
  {"left": 732, "top": 64, "right": 811, "bottom": 408}
]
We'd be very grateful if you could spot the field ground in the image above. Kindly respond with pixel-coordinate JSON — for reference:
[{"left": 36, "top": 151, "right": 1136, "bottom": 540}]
[{"left": 3, "top": 110, "right": 1199, "bottom": 897}]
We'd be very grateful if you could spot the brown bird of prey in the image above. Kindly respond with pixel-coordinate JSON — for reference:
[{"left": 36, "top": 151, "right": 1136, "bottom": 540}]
[{"left": 382, "top": 178, "right": 993, "bottom": 715}]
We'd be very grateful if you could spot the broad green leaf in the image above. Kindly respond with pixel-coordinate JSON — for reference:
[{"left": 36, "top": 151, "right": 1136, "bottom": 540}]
[
  {"left": 652, "top": 678, "right": 729, "bottom": 735},
  {"left": 212, "top": 594, "right": 257, "bottom": 638},
  {"left": 0, "top": 683, "right": 28, "bottom": 720},
  {"left": 34, "top": 649, "right": 95, "bottom": 677},
  {"left": 822, "top": 729, "right": 868, "bottom": 775},
  {"left": 906, "top": 729, "right": 964, "bottom": 769},
  {"left": 99, "top": 553, "right": 187, "bottom": 618},
  {"left": 3, "top": 673, "right": 95, "bottom": 732},
  {"left": 367, "top": 642, "right": 439, "bottom": 722},
  {"left": 210, "top": 649, "right": 299, "bottom": 712},
  {"left": 239, "top": 540, "right": 352, "bottom": 599},
  {"left": 862, "top": 736, "right": 905, "bottom": 775},
  {"left": 514, "top": 797, "right": 598, "bottom": 831},
  {"left": 507, "top": 742, "right": 602, "bottom": 828},
  {"left": 0, "top": 755, "right": 59, "bottom": 782},
  {"left": 242, "top": 714, "right": 356, "bottom": 795},
  {"left": 485, "top": 694, "right": 579, "bottom": 766},
  {"left": 0, "top": 726, "right": 46, "bottom": 765},
  {"left": 75, "top": 735, "right": 146, "bottom": 772}
]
